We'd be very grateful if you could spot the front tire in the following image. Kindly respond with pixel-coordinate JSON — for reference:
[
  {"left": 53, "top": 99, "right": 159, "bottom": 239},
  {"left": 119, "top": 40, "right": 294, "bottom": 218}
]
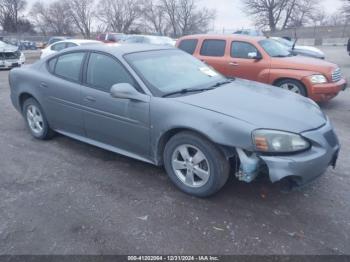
[
  {"left": 275, "top": 79, "right": 307, "bottom": 97},
  {"left": 164, "top": 132, "right": 230, "bottom": 197},
  {"left": 22, "top": 98, "right": 55, "bottom": 140}
]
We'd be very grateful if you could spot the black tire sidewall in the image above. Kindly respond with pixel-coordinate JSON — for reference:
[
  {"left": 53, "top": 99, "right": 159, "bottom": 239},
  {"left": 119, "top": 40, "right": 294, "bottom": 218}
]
[
  {"left": 22, "top": 98, "right": 52, "bottom": 140},
  {"left": 164, "top": 132, "right": 229, "bottom": 197},
  {"left": 277, "top": 79, "right": 307, "bottom": 97}
]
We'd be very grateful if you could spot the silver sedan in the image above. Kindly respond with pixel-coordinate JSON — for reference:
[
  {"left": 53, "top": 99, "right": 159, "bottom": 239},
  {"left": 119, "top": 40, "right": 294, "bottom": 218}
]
[{"left": 9, "top": 44, "right": 340, "bottom": 197}]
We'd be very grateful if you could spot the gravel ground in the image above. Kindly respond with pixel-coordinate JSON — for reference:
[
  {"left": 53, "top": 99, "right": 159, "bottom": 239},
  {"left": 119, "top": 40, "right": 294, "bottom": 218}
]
[{"left": 0, "top": 47, "right": 349, "bottom": 255}]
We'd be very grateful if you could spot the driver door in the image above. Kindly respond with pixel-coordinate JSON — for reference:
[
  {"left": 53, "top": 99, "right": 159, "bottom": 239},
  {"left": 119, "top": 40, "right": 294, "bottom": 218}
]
[
  {"left": 81, "top": 52, "right": 151, "bottom": 158},
  {"left": 227, "top": 41, "right": 270, "bottom": 83}
]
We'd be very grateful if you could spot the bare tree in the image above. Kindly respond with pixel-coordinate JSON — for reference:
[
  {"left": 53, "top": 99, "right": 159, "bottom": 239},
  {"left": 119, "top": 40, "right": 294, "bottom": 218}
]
[
  {"left": 308, "top": 8, "right": 328, "bottom": 27},
  {"left": 160, "top": 0, "right": 215, "bottom": 37},
  {"left": 65, "top": 0, "right": 96, "bottom": 38},
  {"left": 30, "top": 1, "right": 75, "bottom": 35},
  {"left": 97, "top": 0, "right": 142, "bottom": 33},
  {"left": 161, "top": 0, "right": 179, "bottom": 36},
  {"left": 288, "top": 0, "right": 318, "bottom": 28},
  {"left": 177, "top": 0, "right": 215, "bottom": 35},
  {"left": 340, "top": 0, "right": 350, "bottom": 23},
  {"left": 141, "top": 0, "right": 169, "bottom": 35},
  {"left": 327, "top": 11, "right": 347, "bottom": 26},
  {"left": 0, "top": 0, "right": 27, "bottom": 32},
  {"left": 242, "top": 0, "right": 321, "bottom": 32}
]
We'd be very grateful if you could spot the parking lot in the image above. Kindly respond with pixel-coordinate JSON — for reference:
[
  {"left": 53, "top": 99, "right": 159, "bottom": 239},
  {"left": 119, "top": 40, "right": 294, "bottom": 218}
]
[{"left": 0, "top": 46, "right": 349, "bottom": 255}]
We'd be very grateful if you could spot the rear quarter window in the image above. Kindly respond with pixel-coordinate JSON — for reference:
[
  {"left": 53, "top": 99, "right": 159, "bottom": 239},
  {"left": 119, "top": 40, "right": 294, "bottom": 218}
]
[
  {"left": 47, "top": 58, "right": 57, "bottom": 72},
  {"left": 200, "top": 39, "right": 226, "bottom": 57},
  {"left": 178, "top": 39, "right": 198, "bottom": 54}
]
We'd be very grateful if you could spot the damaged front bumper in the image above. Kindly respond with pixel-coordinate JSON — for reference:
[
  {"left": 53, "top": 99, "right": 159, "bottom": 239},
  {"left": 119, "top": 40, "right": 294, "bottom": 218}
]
[
  {"left": 258, "top": 120, "right": 340, "bottom": 185},
  {"left": 0, "top": 59, "right": 24, "bottom": 69},
  {"left": 0, "top": 52, "right": 25, "bottom": 69}
]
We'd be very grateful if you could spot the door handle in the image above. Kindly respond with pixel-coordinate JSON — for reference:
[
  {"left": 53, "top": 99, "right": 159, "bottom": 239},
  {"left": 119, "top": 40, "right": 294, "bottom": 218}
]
[
  {"left": 40, "top": 82, "right": 48, "bottom": 88},
  {"left": 229, "top": 62, "right": 239, "bottom": 66},
  {"left": 84, "top": 96, "right": 96, "bottom": 103}
]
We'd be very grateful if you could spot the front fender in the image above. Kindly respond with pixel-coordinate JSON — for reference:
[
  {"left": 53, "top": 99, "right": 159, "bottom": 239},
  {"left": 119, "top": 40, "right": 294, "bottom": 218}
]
[
  {"left": 150, "top": 98, "right": 257, "bottom": 164},
  {"left": 269, "top": 69, "right": 318, "bottom": 84}
]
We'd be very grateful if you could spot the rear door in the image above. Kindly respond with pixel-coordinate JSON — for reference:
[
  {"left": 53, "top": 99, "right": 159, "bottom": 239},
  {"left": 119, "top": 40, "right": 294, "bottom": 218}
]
[
  {"left": 228, "top": 41, "right": 270, "bottom": 82},
  {"left": 196, "top": 39, "right": 229, "bottom": 76},
  {"left": 43, "top": 52, "right": 86, "bottom": 136},
  {"left": 81, "top": 52, "right": 151, "bottom": 158}
]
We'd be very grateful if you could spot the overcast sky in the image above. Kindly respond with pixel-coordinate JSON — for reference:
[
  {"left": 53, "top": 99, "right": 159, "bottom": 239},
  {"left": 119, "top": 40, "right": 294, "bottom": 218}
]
[{"left": 26, "top": 0, "right": 343, "bottom": 30}]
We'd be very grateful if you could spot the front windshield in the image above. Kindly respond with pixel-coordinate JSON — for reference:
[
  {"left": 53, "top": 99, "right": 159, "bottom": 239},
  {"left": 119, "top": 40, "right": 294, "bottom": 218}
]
[
  {"left": 125, "top": 50, "right": 226, "bottom": 96},
  {"left": 259, "top": 39, "right": 293, "bottom": 57}
]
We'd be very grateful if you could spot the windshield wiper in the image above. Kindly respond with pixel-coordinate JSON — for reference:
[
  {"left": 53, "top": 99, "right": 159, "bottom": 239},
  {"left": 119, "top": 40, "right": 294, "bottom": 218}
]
[
  {"left": 162, "top": 87, "right": 215, "bottom": 98},
  {"left": 162, "top": 79, "right": 234, "bottom": 98}
]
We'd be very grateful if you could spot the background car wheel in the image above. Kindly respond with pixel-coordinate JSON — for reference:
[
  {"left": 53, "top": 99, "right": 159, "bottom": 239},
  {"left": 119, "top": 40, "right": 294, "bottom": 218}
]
[
  {"left": 275, "top": 79, "right": 307, "bottom": 96},
  {"left": 164, "top": 132, "right": 230, "bottom": 197},
  {"left": 22, "top": 98, "right": 55, "bottom": 140}
]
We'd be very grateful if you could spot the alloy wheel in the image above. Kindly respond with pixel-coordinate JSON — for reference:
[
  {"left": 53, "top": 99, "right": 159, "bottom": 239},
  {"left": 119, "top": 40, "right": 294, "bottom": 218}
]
[
  {"left": 171, "top": 144, "right": 210, "bottom": 188},
  {"left": 26, "top": 105, "right": 44, "bottom": 135},
  {"left": 280, "top": 83, "right": 301, "bottom": 94}
]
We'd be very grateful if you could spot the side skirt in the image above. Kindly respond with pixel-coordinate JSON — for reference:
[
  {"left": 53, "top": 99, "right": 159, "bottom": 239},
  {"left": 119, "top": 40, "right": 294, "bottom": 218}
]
[{"left": 55, "top": 129, "right": 155, "bottom": 165}]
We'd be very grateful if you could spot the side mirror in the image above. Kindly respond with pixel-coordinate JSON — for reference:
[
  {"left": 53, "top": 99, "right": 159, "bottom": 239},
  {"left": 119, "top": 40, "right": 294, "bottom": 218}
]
[
  {"left": 110, "top": 83, "right": 150, "bottom": 102},
  {"left": 248, "top": 52, "right": 262, "bottom": 60}
]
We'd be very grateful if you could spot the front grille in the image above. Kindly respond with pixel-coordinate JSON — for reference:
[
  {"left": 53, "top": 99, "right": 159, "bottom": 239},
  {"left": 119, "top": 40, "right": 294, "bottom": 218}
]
[
  {"left": 0, "top": 51, "right": 20, "bottom": 60},
  {"left": 332, "top": 68, "right": 342, "bottom": 82}
]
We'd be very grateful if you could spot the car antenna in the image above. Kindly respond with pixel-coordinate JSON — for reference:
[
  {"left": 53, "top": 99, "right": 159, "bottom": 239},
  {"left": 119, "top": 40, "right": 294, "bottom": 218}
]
[{"left": 292, "top": 28, "right": 298, "bottom": 50}]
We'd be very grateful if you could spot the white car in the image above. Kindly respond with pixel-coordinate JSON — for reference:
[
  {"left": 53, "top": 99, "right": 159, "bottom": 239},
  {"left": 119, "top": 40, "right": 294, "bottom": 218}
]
[
  {"left": 122, "top": 35, "right": 176, "bottom": 46},
  {"left": 40, "top": 39, "right": 103, "bottom": 59},
  {"left": 271, "top": 37, "right": 325, "bottom": 59},
  {"left": 0, "top": 41, "right": 25, "bottom": 69}
]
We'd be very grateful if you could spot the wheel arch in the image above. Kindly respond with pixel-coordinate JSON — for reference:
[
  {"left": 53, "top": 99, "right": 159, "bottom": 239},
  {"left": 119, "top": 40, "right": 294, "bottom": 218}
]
[
  {"left": 19, "top": 92, "right": 37, "bottom": 112},
  {"left": 272, "top": 77, "right": 308, "bottom": 96},
  {"left": 155, "top": 127, "right": 236, "bottom": 166}
]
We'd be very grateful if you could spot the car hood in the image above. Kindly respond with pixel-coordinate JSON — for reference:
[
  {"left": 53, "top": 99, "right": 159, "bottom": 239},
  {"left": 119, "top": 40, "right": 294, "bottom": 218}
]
[
  {"left": 270, "top": 55, "right": 336, "bottom": 73},
  {"left": 295, "top": 45, "right": 325, "bottom": 56},
  {"left": 174, "top": 79, "right": 326, "bottom": 133},
  {"left": 0, "top": 42, "right": 19, "bottom": 52}
]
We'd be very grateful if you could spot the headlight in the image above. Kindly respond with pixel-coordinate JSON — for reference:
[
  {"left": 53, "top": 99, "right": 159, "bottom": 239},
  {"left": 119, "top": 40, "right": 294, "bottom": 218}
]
[
  {"left": 252, "top": 130, "right": 310, "bottom": 153},
  {"left": 310, "top": 74, "right": 327, "bottom": 84}
]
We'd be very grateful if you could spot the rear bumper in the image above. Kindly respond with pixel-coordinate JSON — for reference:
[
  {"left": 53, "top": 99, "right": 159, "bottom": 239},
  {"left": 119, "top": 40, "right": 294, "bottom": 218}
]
[
  {"left": 259, "top": 119, "right": 340, "bottom": 185},
  {"left": 303, "top": 78, "right": 347, "bottom": 102}
]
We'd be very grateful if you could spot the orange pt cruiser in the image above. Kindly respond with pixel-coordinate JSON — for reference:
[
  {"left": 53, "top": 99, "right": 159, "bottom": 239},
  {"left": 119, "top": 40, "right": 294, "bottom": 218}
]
[{"left": 176, "top": 35, "right": 347, "bottom": 102}]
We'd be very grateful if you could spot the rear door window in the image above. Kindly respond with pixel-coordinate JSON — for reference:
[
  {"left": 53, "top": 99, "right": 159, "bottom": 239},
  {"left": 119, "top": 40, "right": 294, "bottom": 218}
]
[
  {"left": 178, "top": 39, "right": 198, "bottom": 54},
  {"left": 231, "top": 41, "right": 259, "bottom": 59},
  {"left": 200, "top": 39, "right": 226, "bottom": 57},
  {"left": 54, "top": 52, "right": 85, "bottom": 82}
]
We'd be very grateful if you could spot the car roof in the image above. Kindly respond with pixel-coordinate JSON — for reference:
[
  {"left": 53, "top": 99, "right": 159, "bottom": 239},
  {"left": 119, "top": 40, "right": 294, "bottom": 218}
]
[
  {"left": 128, "top": 34, "right": 170, "bottom": 39},
  {"left": 52, "top": 39, "right": 101, "bottom": 45},
  {"left": 60, "top": 43, "right": 175, "bottom": 57},
  {"left": 50, "top": 36, "right": 68, "bottom": 40},
  {"left": 178, "top": 34, "right": 266, "bottom": 43}
]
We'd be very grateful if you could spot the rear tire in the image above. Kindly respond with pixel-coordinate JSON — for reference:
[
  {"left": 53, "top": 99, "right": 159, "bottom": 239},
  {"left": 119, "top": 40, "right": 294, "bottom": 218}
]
[
  {"left": 275, "top": 79, "right": 307, "bottom": 97},
  {"left": 163, "top": 132, "right": 230, "bottom": 197},
  {"left": 22, "top": 98, "right": 55, "bottom": 140}
]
